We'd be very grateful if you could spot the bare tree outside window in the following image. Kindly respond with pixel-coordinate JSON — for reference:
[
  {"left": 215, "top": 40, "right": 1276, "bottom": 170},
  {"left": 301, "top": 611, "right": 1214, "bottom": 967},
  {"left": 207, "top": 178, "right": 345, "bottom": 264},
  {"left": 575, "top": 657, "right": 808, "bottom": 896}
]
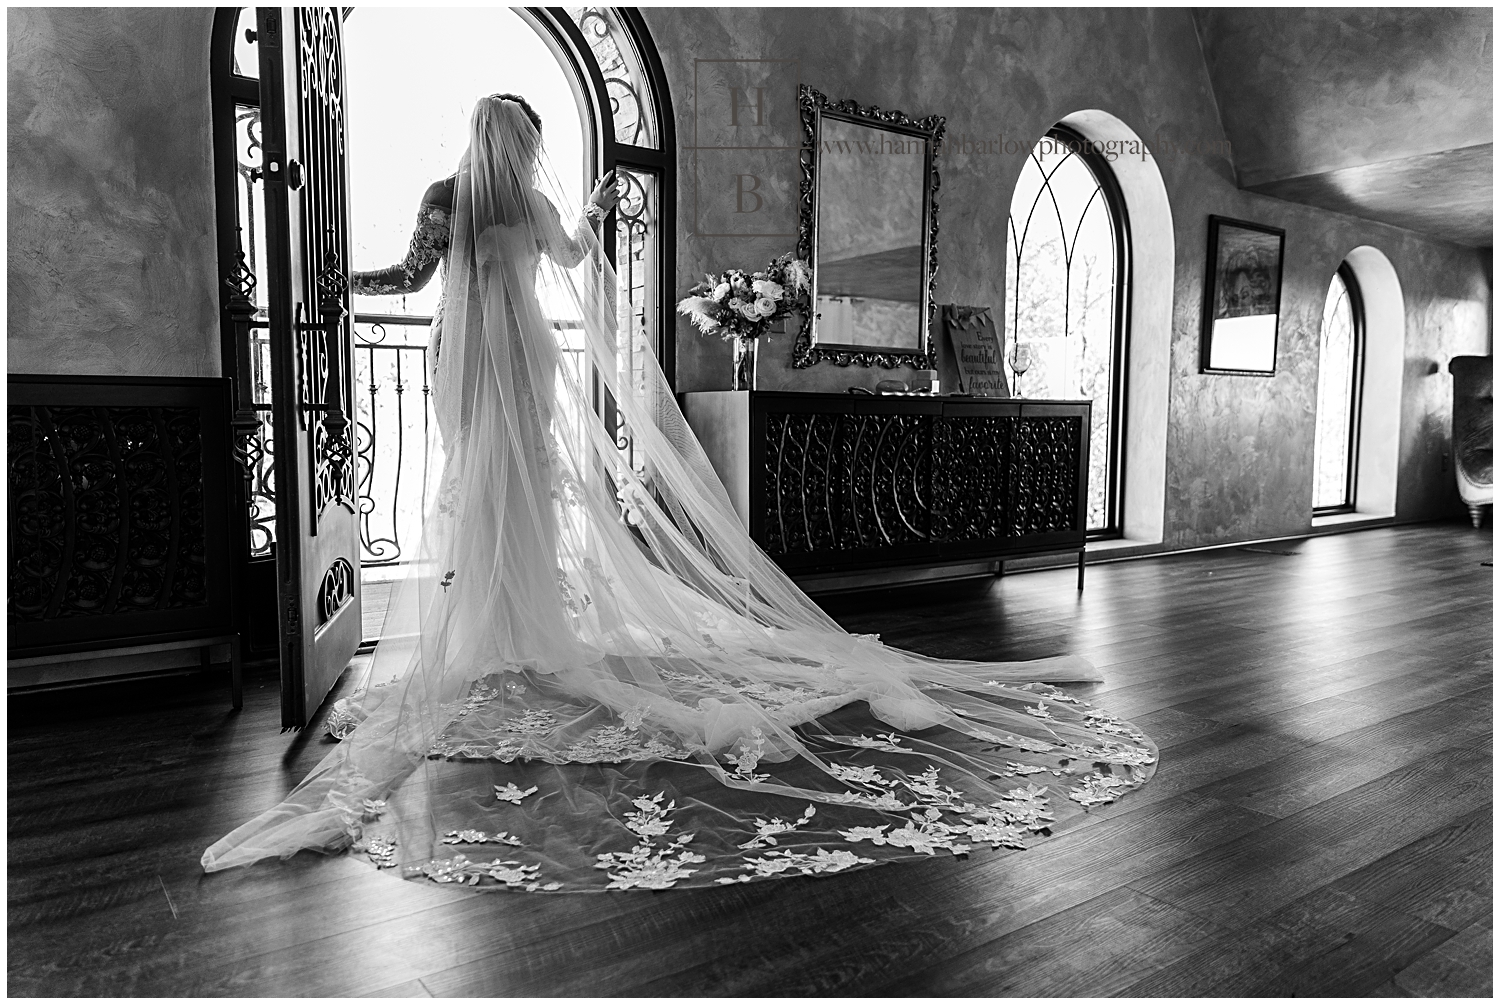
[{"left": 1005, "top": 129, "right": 1127, "bottom": 533}]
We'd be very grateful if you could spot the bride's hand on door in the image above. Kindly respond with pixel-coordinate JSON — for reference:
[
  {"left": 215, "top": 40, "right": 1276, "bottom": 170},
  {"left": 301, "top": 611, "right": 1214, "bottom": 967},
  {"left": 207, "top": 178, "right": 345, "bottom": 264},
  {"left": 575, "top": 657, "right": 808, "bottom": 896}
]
[{"left": 588, "top": 169, "right": 621, "bottom": 217}]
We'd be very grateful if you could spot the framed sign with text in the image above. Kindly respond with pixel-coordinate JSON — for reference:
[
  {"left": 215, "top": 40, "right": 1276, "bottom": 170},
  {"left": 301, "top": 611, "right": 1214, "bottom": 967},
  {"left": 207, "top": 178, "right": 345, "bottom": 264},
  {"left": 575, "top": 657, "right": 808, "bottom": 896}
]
[{"left": 943, "top": 305, "right": 1010, "bottom": 396}]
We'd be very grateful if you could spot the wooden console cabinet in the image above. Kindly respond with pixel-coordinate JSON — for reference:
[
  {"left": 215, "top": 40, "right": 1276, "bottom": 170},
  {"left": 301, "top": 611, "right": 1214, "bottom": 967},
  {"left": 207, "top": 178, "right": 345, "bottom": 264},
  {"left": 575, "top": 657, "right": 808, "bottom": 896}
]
[{"left": 682, "top": 391, "right": 1091, "bottom": 580}]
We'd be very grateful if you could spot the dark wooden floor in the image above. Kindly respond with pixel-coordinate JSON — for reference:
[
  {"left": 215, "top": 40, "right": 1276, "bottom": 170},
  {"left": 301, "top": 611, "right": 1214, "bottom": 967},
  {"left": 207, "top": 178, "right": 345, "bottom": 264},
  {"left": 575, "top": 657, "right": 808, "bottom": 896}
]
[{"left": 9, "top": 524, "right": 1491, "bottom": 996}]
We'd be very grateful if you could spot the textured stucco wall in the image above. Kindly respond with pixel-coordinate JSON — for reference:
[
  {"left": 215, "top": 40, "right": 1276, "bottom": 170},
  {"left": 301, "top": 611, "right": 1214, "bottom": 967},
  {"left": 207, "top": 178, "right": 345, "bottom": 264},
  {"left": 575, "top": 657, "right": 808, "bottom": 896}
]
[
  {"left": 644, "top": 6, "right": 1492, "bottom": 544},
  {"left": 1194, "top": 7, "right": 1492, "bottom": 185},
  {"left": 7, "top": 6, "right": 220, "bottom": 378},
  {"left": 8, "top": 8, "right": 1490, "bottom": 549}
]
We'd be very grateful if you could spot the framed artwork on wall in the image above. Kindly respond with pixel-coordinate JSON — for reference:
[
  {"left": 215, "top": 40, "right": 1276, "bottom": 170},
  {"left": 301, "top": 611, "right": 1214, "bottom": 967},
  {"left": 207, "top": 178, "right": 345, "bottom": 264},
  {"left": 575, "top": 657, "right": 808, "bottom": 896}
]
[{"left": 1200, "top": 216, "right": 1286, "bottom": 375}]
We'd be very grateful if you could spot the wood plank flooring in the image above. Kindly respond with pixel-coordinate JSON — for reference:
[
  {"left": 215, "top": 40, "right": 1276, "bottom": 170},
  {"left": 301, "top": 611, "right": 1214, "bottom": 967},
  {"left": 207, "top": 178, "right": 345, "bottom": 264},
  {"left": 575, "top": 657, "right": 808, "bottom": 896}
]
[{"left": 8, "top": 523, "right": 1491, "bottom": 997}]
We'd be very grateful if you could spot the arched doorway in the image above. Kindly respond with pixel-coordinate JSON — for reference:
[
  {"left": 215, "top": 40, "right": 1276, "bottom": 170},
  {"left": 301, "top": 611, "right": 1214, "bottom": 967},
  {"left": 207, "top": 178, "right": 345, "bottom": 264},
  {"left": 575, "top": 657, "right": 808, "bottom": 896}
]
[{"left": 209, "top": 6, "right": 675, "bottom": 663}]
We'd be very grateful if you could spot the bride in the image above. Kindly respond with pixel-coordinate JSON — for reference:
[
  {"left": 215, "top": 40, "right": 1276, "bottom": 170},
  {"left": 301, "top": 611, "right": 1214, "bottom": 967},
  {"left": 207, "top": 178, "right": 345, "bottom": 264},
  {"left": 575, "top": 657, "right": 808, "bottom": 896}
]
[{"left": 202, "top": 94, "right": 1156, "bottom": 891}]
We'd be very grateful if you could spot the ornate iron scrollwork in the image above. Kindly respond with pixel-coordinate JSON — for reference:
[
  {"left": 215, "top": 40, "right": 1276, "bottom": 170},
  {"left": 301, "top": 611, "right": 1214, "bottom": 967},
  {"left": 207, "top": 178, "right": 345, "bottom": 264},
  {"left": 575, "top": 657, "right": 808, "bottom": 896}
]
[
  {"left": 931, "top": 416, "right": 1012, "bottom": 543},
  {"left": 224, "top": 225, "right": 276, "bottom": 556},
  {"left": 8, "top": 405, "right": 209, "bottom": 623},
  {"left": 762, "top": 411, "right": 931, "bottom": 555},
  {"left": 757, "top": 403, "right": 1084, "bottom": 563},
  {"left": 1008, "top": 417, "right": 1082, "bottom": 537},
  {"left": 302, "top": 240, "right": 355, "bottom": 520},
  {"left": 318, "top": 557, "right": 355, "bottom": 625},
  {"left": 224, "top": 246, "right": 258, "bottom": 304},
  {"left": 315, "top": 246, "right": 350, "bottom": 302},
  {"left": 570, "top": 7, "right": 653, "bottom": 148},
  {"left": 290, "top": 7, "right": 354, "bottom": 528},
  {"left": 793, "top": 84, "right": 945, "bottom": 371}
]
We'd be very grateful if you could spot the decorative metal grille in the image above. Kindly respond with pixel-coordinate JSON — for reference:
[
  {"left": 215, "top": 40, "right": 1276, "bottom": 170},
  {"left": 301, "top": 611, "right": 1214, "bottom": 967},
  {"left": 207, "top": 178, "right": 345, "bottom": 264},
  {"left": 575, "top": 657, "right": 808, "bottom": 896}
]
[
  {"left": 1007, "top": 417, "right": 1083, "bottom": 537},
  {"left": 762, "top": 412, "right": 932, "bottom": 555},
  {"left": 931, "top": 416, "right": 1011, "bottom": 542},
  {"left": 8, "top": 405, "right": 210, "bottom": 622},
  {"left": 759, "top": 408, "right": 1083, "bottom": 560},
  {"left": 567, "top": 6, "right": 656, "bottom": 148},
  {"left": 233, "top": 101, "right": 278, "bottom": 558},
  {"left": 318, "top": 556, "right": 355, "bottom": 623},
  {"left": 295, "top": 8, "right": 356, "bottom": 525},
  {"left": 353, "top": 316, "right": 436, "bottom": 567},
  {"left": 613, "top": 165, "right": 658, "bottom": 477}
]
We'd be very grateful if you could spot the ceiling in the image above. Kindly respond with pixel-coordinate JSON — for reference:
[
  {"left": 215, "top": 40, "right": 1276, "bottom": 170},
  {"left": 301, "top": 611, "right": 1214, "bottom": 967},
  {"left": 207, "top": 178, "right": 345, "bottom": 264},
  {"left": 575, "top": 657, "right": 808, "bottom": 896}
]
[{"left": 1193, "top": 7, "right": 1493, "bottom": 248}]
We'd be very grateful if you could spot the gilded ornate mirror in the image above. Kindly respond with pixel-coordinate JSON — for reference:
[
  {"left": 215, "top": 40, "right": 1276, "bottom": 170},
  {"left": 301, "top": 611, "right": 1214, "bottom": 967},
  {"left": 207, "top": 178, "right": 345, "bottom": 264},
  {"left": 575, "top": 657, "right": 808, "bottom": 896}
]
[{"left": 792, "top": 85, "right": 945, "bottom": 369}]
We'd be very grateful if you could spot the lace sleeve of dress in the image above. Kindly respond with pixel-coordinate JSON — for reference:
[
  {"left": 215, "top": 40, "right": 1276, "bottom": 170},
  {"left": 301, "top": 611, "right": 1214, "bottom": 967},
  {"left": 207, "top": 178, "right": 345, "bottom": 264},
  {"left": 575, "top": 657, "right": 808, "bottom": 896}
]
[
  {"left": 351, "top": 204, "right": 451, "bottom": 296},
  {"left": 539, "top": 200, "right": 592, "bottom": 270}
]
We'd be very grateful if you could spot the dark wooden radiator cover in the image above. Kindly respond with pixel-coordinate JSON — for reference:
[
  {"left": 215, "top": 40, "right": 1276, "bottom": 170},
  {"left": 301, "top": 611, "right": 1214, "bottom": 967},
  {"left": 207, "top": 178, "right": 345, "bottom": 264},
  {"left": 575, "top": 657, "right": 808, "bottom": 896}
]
[
  {"left": 746, "top": 392, "right": 1090, "bottom": 575},
  {"left": 8, "top": 375, "right": 237, "bottom": 659}
]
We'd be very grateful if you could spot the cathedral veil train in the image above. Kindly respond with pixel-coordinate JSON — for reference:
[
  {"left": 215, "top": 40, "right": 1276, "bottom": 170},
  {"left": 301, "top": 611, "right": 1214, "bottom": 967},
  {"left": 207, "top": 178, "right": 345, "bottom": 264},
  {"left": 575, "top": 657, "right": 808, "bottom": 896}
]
[{"left": 201, "top": 94, "right": 1157, "bottom": 892}]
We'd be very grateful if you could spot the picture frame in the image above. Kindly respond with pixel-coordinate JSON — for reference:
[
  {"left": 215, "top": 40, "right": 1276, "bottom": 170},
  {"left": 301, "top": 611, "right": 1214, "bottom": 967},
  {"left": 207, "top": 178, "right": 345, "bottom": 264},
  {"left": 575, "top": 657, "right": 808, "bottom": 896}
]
[
  {"left": 1200, "top": 215, "right": 1286, "bottom": 376},
  {"left": 943, "top": 305, "right": 1010, "bottom": 397}
]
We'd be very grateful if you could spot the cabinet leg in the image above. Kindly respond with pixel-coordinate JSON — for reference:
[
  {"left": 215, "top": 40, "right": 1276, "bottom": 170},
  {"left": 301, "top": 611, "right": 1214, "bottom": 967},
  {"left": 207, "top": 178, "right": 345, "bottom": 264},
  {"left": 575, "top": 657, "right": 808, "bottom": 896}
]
[{"left": 1077, "top": 550, "right": 1086, "bottom": 591}]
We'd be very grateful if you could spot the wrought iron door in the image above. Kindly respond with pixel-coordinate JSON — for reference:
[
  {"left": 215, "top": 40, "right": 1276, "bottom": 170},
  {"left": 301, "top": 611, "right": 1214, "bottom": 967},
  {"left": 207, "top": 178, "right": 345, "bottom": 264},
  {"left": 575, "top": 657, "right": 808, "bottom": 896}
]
[{"left": 256, "top": 7, "right": 361, "bottom": 728}]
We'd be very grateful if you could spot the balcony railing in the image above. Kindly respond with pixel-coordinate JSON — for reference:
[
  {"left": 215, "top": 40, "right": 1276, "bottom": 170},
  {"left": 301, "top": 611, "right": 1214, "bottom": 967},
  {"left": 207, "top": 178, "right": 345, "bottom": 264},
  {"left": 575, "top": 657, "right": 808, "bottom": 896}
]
[
  {"left": 353, "top": 314, "right": 437, "bottom": 569},
  {"left": 351, "top": 313, "right": 600, "bottom": 571},
  {"left": 243, "top": 312, "right": 614, "bottom": 573}
]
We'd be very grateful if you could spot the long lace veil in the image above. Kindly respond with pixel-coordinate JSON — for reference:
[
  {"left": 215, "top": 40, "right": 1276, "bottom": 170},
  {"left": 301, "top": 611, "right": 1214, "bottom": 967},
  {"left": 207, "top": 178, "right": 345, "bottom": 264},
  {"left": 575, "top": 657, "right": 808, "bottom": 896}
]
[{"left": 202, "top": 99, "right": 1156, "bottom": 889}]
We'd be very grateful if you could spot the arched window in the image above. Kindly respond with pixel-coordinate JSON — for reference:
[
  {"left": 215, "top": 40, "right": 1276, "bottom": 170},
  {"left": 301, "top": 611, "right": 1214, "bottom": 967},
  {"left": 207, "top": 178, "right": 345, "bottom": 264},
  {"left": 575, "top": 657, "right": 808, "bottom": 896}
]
[
  {"left": 1312, "top": 263, "right": 1365, "bottom": 513},
  {"left": 210, "top": 6, "right": 675, "bottom": 572},
  {"left": 1005, "top": 125, "right": 1130, "bottom": 536}
]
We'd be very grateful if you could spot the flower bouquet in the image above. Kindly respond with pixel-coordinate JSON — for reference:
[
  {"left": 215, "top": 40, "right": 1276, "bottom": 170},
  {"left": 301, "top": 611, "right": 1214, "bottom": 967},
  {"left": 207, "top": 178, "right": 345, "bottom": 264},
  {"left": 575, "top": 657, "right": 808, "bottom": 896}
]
[{"left": 677, "top": 254, "right": 811, "bottom": 389}]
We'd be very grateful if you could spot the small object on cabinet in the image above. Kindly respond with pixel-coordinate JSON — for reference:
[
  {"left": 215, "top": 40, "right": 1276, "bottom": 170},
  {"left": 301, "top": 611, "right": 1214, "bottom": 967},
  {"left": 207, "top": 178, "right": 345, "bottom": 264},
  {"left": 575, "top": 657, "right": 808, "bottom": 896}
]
[
  {"left": 876, "top": 379, "right": 909, "bottom": 394},
  {"left": 1009, "top": 342, "right": 1034, "bottom": 397},
  {"left": 911, "top": 369, "right": 940, "bottom": 394},
  {"left": 943, "top": 305, "right": 1009, "bottom": 396}
]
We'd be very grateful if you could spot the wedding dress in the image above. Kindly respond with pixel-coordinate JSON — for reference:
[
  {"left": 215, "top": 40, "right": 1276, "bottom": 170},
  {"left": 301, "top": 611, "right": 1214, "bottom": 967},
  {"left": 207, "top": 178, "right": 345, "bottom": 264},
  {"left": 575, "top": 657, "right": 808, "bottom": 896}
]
[{"left": 202, "top": 97, "right": 1156, "bottom": 891}]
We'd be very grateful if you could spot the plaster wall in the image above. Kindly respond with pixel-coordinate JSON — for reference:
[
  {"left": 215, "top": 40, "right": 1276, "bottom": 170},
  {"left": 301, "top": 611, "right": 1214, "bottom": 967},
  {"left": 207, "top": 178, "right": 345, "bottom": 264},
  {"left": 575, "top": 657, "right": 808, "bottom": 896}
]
[
  {"left": 6, "top": 8, "right": 1491, "bottom": 554},
  {"left": 644, "top": 6, "right": 1492, "bottom": 545},
  {"left": 1193, "top": 8, "right": 1492, "bottom": 184},
  {"left": 7, "top": 6, "right": 220, "bottom": 378}
]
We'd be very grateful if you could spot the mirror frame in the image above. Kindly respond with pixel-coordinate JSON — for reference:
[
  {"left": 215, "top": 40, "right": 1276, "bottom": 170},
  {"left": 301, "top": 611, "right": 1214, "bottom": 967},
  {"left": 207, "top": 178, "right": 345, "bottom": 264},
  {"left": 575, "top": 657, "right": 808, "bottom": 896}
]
[{"left": 792, "top": 84, "right": 946, "bottom": 370}]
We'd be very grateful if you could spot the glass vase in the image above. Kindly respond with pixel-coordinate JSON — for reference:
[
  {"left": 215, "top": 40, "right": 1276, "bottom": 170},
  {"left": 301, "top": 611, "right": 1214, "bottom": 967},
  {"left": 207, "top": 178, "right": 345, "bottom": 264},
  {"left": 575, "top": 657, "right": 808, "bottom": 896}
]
[{"left": 731, "top": 337, "right": 758, "bottom": 391}]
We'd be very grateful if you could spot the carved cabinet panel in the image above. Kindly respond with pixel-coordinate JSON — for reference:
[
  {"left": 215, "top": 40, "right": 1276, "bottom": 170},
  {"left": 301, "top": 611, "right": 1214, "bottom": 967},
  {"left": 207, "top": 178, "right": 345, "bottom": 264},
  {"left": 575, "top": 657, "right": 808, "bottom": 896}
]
[
  {"left": 763, "top": 411, "right": 931, "bottom": 555},
  {"left": 7, "top": 376, "right": 235, "bottom": 656},
  {"left": 686, "top": 391, "right": 1089, "bottom": 576}
]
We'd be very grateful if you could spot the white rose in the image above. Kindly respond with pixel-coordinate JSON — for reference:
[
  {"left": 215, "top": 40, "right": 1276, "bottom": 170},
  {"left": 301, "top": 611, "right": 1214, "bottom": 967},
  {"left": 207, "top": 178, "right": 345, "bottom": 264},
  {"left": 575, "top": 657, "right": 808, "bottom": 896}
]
[
  {"left": 752, "top": 279, "right": 783, "bottom": 301},
  {"left": 738, "top": 300, "right": 762, "bottom": 320},
  {"left": 754, "top": 297, "right": 777, "bottom": 317},
  {"left": 712, "top": 282, "right": 731, "bottom": 302}
]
